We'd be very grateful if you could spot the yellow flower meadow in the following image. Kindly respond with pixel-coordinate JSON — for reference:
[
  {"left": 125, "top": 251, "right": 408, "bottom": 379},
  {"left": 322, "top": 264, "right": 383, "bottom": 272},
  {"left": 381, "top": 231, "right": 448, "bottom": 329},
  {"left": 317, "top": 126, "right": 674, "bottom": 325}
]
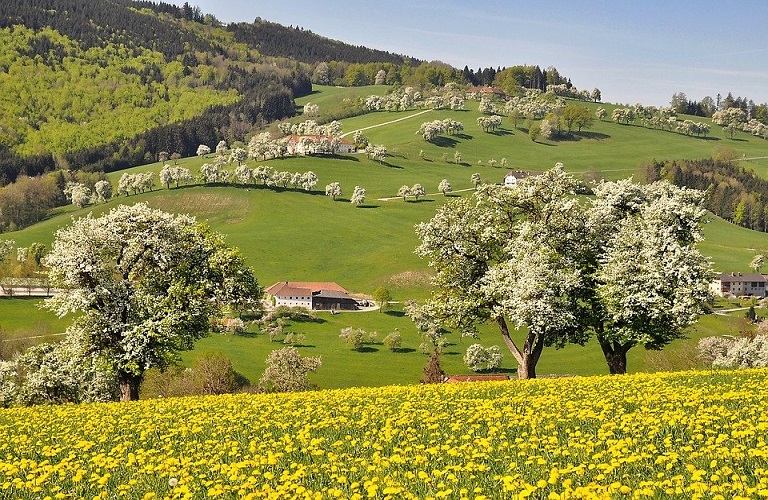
[{"left": 2, "top": 369, "right": 768, "bottom": 499}]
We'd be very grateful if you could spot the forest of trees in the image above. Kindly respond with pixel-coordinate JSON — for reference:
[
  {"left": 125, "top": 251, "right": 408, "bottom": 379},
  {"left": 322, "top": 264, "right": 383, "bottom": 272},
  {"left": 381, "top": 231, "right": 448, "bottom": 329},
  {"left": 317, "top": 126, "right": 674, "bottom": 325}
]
[{"left": 648, "top": 158, "right": 768, "bottom": 232}]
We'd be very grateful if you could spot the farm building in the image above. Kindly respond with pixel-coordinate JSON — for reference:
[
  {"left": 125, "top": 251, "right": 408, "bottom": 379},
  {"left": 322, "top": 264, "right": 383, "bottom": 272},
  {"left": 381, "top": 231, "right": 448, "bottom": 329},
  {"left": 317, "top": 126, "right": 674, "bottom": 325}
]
[
  {"left": 503, "top": 170, "right": 536, "bottom": 188},
  {"left": 710, "top": 272, "right": 768, "bottom": 297},
  {"left": 265, "top": 281, "right": 359, "bottom": 310}
]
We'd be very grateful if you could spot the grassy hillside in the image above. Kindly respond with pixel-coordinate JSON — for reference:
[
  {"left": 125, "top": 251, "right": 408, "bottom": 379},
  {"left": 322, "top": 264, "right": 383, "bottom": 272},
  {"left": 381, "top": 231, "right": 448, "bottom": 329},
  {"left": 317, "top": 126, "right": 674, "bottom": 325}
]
[
  {"left": 2, "top": 369, "right": 767, "bottom": 498},
  {"left": 3, "top": 85, "right": 768, "bottom": 387}
]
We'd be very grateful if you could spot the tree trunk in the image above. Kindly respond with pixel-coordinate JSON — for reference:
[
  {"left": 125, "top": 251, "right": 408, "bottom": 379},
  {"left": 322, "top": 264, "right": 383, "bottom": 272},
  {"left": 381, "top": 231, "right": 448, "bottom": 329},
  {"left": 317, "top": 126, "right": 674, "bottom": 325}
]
[
  {"left": 118, "top": 371, "right": 143, "bottom": 401},
  {"left": 598, "top": 338, "right": 632, "bottom": 375},
  {"left": 496, "top": 316, "right": 544, "bottom": 379}
]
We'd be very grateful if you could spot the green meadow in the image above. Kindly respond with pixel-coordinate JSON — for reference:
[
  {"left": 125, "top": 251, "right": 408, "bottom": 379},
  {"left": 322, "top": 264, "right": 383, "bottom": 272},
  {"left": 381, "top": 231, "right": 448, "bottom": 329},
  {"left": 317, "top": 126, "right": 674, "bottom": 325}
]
[{"left": 2, "top": 85, "right": 768, "bottom": 387}]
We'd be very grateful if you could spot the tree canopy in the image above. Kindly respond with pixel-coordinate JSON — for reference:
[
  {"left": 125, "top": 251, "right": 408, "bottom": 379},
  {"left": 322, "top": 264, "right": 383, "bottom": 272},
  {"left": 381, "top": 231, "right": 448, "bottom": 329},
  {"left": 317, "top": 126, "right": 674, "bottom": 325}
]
[
  {"left": 413, "top": 165, "right": 711, "bottom": 378},
  {"left": 43, "top": 203, "right": 261, "bottom": 401}
]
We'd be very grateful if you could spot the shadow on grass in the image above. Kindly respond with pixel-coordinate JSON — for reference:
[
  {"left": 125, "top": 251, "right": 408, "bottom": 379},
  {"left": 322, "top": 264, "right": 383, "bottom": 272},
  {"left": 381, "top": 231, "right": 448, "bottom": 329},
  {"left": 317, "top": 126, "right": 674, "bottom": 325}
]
[
  {"left": 432, "top": 136, "right": 459, "bottom": 148},
  {"left": 455, "top": 133, "right": 473, "bottom": 140},
  {"left": 489, "top": 128, "right": 514, "bottom": 137},
  {"left": 384, "top": 310, "right": 405, "bottom": 317},
  {"left": 355, "top": 346, "right": 380, "bottom": 353},
  {"left": 356, "top": 204, "right": 381, "bottom": 209},
  {"left": 574, "top": 131, "right": 610, "bottom": 140},
  {"left": 392, "top": 347, "right": 416, "bottom": 353},
  {"left": 377, "top": 160, "right": 403, "bottom": 169},
  {"left": 234, "top": 331, "right": 259, "bottom": 338}
]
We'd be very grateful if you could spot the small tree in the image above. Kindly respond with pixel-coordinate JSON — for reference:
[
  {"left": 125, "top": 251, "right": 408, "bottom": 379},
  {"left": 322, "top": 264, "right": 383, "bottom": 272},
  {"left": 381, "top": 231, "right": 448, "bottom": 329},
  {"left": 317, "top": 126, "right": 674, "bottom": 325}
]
[
  {"left": 454, "top": 151, "right": 462, "bottom": 164},
  {"left": 397, "top": 185, "right": 411, "bottom": 201},
  {"left": 464, "top": 344, "right": 503, "bottom": 372},
  {"left": 196, "top": 144, "right": 211, "bottom": 157},
  {"left": 411, "top": 183, "right": 426, "bottom": 201},
  {"left": 339, "top": 327, "right": 365, "bottom": 350},
  {"left": 751, "top": 254, "right": 765, "bottom": 273},
  {"left": 471, "top": 172, "right": 482, "bottom": 188},
  {"left": 421, "top": 351, "right": 446, "bottom": 384},
  {"left": 351, "top": 186, "right": 366, "bottom": 207},
  {"left": 373, "top": 287, "right": 392, "bottom": 312},
  {"left": 259, "top": 347, "right": 321, "bottom": 392},
  {"left": 383, "top": 329, "right": 402, "bottom": 351},
  {"left": 438, "top": 179, "right": 452, "bottom": 196},
  {"left": 325, "top": 182, "right": 342, "bottom": 201}
]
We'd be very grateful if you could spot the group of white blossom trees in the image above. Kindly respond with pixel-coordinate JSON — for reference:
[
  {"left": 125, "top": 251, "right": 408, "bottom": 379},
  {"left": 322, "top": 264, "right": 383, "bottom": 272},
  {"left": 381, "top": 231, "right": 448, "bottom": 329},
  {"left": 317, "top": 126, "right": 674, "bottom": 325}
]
[
  {"left": 610, "top": 105, "right": 711, "bottom": 137},
  {"left": 412, "top": 164, "right": 712, "bottom": 378}
]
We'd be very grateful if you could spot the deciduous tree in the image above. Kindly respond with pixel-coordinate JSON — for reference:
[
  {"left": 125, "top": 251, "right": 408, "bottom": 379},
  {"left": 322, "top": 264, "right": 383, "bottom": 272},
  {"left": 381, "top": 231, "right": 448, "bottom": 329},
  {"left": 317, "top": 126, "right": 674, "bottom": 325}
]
[{"left": 42, "top": 203, "right": 260, "bottom": 401}]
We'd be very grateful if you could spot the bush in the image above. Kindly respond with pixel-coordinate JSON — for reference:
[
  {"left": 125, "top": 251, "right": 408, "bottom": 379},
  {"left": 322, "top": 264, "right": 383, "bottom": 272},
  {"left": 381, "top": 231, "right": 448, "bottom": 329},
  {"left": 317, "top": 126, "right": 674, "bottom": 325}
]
[
  {"left": 140, "top": 352, "right": 247, "bottom": 398},
  {"left": 464, "top": 344, "right": 503, "bottom": 372},
  {"left": 421, "top": 351, "right": 446, "bottom": 384},
  {"left": 259, "top": 347, "right": 321, "bottom": 393},
  {"left": 698, "top": 324, "right": 768, "bottom": 369},
  {"left": 339, "top": 327, "right": 366, "bottom": 350},
  {"left": 383, "top": 329, "right": 402, "bottom": 351}
]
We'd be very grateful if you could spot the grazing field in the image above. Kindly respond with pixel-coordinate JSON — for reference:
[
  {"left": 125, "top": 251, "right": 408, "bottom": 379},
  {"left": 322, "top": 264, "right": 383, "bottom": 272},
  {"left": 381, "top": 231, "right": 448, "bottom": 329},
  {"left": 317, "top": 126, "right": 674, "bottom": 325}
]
[{"left": 2, "top": 369, "right": 768, "bottom": 498}]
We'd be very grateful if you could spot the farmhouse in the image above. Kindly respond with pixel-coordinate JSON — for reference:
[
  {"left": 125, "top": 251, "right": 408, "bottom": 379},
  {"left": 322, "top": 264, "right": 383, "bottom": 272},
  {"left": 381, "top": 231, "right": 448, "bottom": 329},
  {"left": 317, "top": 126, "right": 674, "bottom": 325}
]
[
  {"left": 265, "top": 281, "right": 359, "bottom": 310},
  {"left": 503, "top": 170, "right": 535, "bottom": 188},
  {"left": 710, "top": 272, "right": 768, "bottom": 297}
]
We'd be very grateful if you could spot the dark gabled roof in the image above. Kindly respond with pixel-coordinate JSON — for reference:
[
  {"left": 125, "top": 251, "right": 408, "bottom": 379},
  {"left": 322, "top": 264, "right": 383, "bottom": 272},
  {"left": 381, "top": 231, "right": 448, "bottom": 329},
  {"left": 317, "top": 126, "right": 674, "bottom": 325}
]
[
  {"left": 313, "top": 290, "right": 355, "bottom": 300},
  {"left": 716, "top": 272, "right": 767, "bottom": 282}
]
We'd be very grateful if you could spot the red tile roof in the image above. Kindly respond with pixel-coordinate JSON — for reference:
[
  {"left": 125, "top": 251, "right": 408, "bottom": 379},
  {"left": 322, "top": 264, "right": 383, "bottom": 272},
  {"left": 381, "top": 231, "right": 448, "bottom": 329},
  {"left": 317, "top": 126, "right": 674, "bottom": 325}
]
[{"left": 265, "top": 281, "right": 349, "bottom": 297}]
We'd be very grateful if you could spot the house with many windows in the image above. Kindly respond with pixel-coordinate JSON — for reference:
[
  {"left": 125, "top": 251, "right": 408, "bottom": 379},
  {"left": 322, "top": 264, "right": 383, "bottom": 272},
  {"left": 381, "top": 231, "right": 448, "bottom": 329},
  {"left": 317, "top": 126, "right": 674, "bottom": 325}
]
[
  {"left": 710, "top": 272, "right": 768, "bottom": 297},
  {"left": 265, "top": 281, "right": 359, "bottom": 310}
]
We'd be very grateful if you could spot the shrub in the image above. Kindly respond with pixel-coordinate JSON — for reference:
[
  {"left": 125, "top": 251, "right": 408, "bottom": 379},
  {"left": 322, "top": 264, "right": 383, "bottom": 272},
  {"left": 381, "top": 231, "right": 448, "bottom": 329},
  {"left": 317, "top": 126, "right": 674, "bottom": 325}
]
[
  {"left": 383, "top": 330, "right": 402, "bottom": 351},
  {"left": 259, "top": 347, "right": 321, "bottom": 393},
  {"left": 421, "top": 351, "right": 446, "bottom": 384},
  {"left": 340, "top": 327, "right": 366, "bottom": 350},
  {"left": 464, "top": 344, "right": 503, "bottom": 372}
]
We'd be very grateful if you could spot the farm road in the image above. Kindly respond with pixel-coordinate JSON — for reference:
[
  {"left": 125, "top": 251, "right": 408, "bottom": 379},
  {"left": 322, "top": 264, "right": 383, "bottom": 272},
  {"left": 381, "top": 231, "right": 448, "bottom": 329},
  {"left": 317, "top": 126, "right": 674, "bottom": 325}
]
[{"left": 339, "top": 109, "right": 433, "bottom": 138}]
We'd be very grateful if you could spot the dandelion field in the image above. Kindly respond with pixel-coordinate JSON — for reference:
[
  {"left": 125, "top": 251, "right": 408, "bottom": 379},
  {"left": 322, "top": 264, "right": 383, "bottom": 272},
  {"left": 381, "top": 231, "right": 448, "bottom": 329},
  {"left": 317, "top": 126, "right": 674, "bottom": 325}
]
[{"left": 2, "top": 369, "right": 768, "bottom": 499}]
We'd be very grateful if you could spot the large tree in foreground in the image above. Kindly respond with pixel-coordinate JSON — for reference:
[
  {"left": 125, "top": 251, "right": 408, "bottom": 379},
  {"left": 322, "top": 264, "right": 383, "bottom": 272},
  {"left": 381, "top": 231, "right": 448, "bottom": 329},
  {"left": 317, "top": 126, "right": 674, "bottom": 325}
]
[
  {"left": 414, "top": 166, "right": 592, "bottom": 378},
  {"left": 43, "top": 203, "right": 260, "bottom": 401},
  {"left": 588, "top": 179, "right": 712, "bottom": 374},
  {"left": 414, "top": 166, "right": 712, "bottom": 377}
]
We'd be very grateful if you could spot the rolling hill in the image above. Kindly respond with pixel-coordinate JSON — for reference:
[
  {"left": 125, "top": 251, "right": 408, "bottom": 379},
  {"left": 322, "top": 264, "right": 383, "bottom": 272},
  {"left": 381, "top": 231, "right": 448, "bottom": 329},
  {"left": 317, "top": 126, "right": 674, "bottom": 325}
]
[{"left": 2, "top": 84, "right": 768, "bottom": 387}]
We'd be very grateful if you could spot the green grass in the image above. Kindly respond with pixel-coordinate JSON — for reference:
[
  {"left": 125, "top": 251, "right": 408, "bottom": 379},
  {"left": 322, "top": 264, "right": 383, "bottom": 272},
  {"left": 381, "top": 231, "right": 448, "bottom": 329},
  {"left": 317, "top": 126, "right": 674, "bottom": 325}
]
[
  {"left": 0, "top": 297, "right": 70, "bottom": 341},
  {"left": 3, "top": 84, "right": 768, "bottom": 386}
]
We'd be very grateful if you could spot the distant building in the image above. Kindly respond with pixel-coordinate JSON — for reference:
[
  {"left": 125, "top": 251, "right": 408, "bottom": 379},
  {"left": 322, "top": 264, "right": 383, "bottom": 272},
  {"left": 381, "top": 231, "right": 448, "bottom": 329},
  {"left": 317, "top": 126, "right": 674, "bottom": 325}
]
[
  {"left": 265, "top": 281, "right": 359, "bottom": 310},
  {"left": 711, "top": 272, "right": 768, "bottom": 297},
  {"left": 503, "top": 170, "right": 535, "bottom": 188}
]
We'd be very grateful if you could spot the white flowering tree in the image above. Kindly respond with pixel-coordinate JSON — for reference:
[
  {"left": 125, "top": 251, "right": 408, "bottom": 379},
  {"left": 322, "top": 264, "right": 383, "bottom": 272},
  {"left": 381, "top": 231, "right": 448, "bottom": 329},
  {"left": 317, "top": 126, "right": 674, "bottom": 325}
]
[
  {"left": 325, "top": 182, "right": 342, "bottom": 201},
  {"left": 588, "top": 179, "right": 712, "bottom": 374},
  {"left": 301, "top": 171, "right": 318, "bottom": 191},
  {"left": 93, "top": 180, "right": 112, "bottom": 204},
  {"left": 438, "top": 179, "right": 452, "bottom": 196},
  {"left": 397, "top": 185, "right": 411, "bottom": 201},
  {"left": 350, "top": 186, "right": 366, "bottom": 207},
  {"left": 259, "top": 347, "right": 321, "bottom": 392},
  {"left": 63, "top": 182, "right": 91, "bottom": 208},
  {"left": 414, "top": 166, "right": 593, "bottom": 379},
  {"left": 42, "top": 203, "right": 260, "bottom": 401},
  {"left": 411, "top": 183, "right": 426, "bottom": 201},
  {"left": 196, "top": 144, "right": 211, "bottom": 157},
  {"left": 229, "top": 147, "right": 248, "bottom": 166}
]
